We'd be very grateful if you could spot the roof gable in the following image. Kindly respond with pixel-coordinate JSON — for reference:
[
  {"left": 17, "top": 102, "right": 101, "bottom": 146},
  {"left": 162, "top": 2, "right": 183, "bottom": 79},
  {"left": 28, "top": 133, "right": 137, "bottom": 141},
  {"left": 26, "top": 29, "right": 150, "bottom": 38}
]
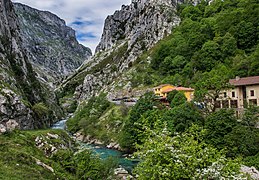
[{"left": 229, "top": 76, "right": 259, "bottom": 86}]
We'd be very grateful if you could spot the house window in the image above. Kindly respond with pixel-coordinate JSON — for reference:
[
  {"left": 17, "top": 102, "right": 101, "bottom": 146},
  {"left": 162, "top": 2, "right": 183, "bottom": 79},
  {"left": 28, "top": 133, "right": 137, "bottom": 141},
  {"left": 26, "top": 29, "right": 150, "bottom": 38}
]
[
  {"left": 222, "top": 100, "right": 229, "bottom": 108},
  {"left": 230, "top": 100, "right": 238, "bottom": 108},
  {"left": 224, "top": 92, "right": 227, "bottom": 98},
  {"left": 250, "top": 90, "right": 255, "bottom": 97},
  {"left": 249, "top": 99, "right": 257, "bottom": 106},
  {"left": 215, "top": 101, "right": 221, "bottom": 108},
  {"left": 232, "top": 92, "right": 235, "bottom": 98}
]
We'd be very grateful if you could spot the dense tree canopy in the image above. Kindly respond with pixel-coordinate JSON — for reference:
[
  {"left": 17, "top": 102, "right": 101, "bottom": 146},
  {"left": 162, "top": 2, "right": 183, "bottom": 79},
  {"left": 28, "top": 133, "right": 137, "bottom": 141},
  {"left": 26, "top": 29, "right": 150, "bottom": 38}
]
[{"left": 150, "top": 0, "right": 259, "bottom": 86}]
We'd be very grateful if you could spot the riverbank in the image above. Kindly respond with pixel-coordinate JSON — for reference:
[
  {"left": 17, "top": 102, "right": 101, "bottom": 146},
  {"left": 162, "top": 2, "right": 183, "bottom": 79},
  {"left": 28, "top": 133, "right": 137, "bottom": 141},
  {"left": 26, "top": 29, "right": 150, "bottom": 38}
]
[
  {"left": 0, "top": 128, "right": 122, "bottom": 179},
  {"left": 52, "top": 118, "right": 138, "bottom": 177}
]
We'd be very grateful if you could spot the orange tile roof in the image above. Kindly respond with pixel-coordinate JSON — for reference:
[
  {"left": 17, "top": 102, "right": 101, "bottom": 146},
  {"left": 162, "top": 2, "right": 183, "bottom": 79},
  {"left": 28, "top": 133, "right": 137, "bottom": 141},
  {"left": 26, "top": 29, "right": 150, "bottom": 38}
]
[
  {"left": 154, "top": 84, "right": 173, "bottom": 89},
  {"left": 161, "top": 87, "right": 194, "bottom": 93},
  {"left": 229, "top": 76, "right": 259, "bottom": 86}
]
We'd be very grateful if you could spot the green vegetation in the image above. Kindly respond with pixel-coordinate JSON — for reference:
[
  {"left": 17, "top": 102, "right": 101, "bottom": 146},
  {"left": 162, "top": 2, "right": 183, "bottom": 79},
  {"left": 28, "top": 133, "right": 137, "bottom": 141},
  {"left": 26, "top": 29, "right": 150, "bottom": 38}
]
[
  {"left": 67, "top": 91, "right": 259, "bottom": 177},
  {"left": 66, "top": 93, "right": 129, "bottom": 144},
  {"left": 133, "top": 0, "right": 258, "bottom": 90},
  {"left": 66, "top": 93, "right": 111, "bottom": 133},
  {"left": 0, "top": 130, "right": 116, "bottom": 180},
  {"left": 120, "top": 92, "right": 157, "bottom": 150},
  {"left": 61, "top": 0, "right": 259, "bottom": 178},
  {"left": 166, "top": 90, "right": 178, "bottom": 103},
  {"left": 134, "top": 125, "right": 245, "bottom": 179},
  {"left": 32, "top": 102, "right": 49, "bottom": 117},
  {"left": 170, "top": 91, "right": 187, "bottom": 107}
]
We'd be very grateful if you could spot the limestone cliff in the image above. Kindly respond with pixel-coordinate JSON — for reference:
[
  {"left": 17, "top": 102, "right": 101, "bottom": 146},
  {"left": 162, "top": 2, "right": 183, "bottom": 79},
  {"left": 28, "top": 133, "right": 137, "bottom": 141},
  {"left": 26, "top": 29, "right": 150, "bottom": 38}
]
[
  {"left": 60, "top": 0, "right": 181, "bottom": 101},
  {"left": 0, "top": 0, "right": 62, "bottom": 132},
  {"left": 96, "top": 0, "right": 181, "bottom": 53},
  {"left": 14, "top": 3, "right": 92, "bottom": 82}
]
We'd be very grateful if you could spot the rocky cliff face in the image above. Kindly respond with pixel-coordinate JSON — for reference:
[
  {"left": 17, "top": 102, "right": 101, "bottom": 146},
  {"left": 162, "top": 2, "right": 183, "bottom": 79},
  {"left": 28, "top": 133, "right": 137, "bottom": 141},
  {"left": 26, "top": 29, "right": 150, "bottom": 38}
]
[
  {"left": 0, "top": 0, "right": 62, "bottom": 132},
  {"left": 14, "top": 3, "right": 92, "bottom": 82},
  {"left": 61, "top": 0, "right": 181, "bottom": 101},
  {"left": 96, "top": 0, "right": 181, "bottom": 53}
]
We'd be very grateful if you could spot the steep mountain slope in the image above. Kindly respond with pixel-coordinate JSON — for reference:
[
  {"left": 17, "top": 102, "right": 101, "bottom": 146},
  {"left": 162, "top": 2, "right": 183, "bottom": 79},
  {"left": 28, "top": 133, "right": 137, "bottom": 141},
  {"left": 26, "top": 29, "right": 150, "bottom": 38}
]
[
  {"left": 60, "top": 0, "right": 181, "bottom": 101},
  {"left": 14, "top": 3, "right": 92, "bottom": 82},
  {"left": 0, "top": 0, "right": 62, "bottom": 132}
]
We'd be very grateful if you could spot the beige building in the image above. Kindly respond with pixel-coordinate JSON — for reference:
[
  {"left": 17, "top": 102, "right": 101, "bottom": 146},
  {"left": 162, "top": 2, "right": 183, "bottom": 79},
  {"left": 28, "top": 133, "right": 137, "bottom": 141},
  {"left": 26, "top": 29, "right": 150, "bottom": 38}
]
[{"left": 215, "top": 76, "right": 259, "bottom": 109}]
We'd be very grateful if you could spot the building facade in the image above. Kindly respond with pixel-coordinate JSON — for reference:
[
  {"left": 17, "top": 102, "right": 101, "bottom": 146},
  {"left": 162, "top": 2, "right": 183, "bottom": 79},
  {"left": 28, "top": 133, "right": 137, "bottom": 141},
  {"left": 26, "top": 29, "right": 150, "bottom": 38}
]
[
  {"left": 215, "top": 76, "right": 259, "bottom": 109},
  {"left": 154, "top": 84, "right": 194, "bottom": 101}
]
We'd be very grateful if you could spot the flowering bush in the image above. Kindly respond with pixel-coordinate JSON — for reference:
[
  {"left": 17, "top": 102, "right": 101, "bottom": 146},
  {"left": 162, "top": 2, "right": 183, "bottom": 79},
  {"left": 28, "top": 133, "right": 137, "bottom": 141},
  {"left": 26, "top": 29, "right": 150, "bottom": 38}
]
[{"left": 134, "top": 125, "right": 246, "bottom": 179}]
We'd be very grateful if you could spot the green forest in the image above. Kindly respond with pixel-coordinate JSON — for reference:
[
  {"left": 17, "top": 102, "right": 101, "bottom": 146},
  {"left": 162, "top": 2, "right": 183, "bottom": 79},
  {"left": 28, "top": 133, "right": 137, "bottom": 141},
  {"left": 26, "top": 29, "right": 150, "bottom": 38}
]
[{"left": 150, "top": 0, "right": 258, "bottom": 85}]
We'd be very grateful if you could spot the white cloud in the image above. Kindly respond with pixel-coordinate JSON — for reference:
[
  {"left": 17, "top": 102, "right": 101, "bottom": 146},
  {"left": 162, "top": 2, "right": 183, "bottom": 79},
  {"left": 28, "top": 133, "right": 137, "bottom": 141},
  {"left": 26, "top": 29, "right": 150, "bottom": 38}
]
[{"left": 11, "top": 0, "right": 132, "bottom": 53}]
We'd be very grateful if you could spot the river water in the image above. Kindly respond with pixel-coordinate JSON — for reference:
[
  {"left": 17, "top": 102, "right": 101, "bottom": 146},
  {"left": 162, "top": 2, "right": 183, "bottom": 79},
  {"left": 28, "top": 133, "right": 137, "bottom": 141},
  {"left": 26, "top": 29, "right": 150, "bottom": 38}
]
[{"left": 51, "top": 119, "right": 138, "bottom": 172}]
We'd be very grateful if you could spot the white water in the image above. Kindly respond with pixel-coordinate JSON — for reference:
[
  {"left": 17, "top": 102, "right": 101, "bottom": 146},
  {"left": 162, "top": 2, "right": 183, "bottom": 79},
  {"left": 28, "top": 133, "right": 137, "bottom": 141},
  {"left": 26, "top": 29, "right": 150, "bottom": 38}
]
[{"left": 51, "top": 119, "right": 67, "bottom": 129}]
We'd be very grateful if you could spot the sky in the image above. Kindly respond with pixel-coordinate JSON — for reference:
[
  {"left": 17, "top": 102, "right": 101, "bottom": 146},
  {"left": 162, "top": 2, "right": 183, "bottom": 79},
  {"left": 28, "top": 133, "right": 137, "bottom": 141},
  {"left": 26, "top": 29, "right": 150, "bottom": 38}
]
[{"left": 12, "top": 0, "right": 132, "bottom": 53}]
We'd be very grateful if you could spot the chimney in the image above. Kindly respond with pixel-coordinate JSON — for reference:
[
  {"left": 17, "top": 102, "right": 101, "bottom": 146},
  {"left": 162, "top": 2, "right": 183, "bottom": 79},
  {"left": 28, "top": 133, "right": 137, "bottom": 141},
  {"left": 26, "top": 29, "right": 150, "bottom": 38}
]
[{"left": 235, "top": 76, "right": 240, "bottom": 81}]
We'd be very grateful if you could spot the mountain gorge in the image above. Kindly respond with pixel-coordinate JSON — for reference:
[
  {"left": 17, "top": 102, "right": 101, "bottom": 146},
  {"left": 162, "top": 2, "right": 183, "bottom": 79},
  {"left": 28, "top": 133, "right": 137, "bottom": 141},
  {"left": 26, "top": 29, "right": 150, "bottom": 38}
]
[
  {"left": 60, "top": 0, "right": 182, "bottom": 101},
  {"left": 0, "top": 0, "right": 259, "bottom": 179},
  {"left": 14, "top": 3, "right": 92, "bottom": 82},
  {"left": 0, "top": 0, "right": 63, "bottom": 131}
]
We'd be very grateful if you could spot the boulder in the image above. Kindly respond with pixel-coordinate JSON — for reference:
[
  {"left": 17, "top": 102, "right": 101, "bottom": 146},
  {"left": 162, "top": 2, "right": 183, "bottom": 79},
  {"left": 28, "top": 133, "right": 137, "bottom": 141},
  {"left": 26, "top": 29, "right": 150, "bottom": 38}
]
[
  {"left": 47, "top": 133, "right": 59, "bottom": 139},
  {"left": 241, "top": 165, "right": 259, "bottom": 179},
  {"left": 114, "top": 167, "right": 129, "bottom": 175},
  {"left": 6, "top": 120, "right": 20, "bottom": 131},
  {"left": 114, "top": 167, "right": 134, "bottom": 179},
  {"left": 0, "top": 124, "right": 6, "bottom": 134}
]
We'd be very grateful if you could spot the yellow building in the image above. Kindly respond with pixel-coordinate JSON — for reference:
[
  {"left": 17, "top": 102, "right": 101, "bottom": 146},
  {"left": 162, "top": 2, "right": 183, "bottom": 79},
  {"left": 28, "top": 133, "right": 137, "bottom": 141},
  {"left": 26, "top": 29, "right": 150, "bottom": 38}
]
[
  {"left": 153, "top": 84, "right": 194, "bottom": 101},
  {"left": 154, "top": 84, "right": 175, "bottom": 97}
]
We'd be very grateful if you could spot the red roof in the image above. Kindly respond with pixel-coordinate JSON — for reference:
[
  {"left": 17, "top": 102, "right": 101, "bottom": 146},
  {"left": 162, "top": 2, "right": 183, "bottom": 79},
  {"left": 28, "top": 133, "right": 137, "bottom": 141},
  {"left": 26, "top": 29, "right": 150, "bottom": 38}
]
[
  {"left": 154, "top": 84, "right": 173, "bottom": 89},
  {"left": 161, "top": 87, "right": 194, "bottom": 93},
  {"left": 229, "top": 76, "right": 259, "bottom": 86}
]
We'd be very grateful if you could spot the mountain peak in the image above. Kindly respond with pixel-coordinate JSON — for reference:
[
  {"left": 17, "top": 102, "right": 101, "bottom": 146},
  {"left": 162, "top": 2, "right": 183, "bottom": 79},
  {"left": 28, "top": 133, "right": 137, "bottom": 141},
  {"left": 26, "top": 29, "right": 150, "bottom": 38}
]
[
  {"left": 95, "top": 0, "right": 180, "bottom": 53},
  {"left": 14, "top": 3, "right": 92, "bottom": 81}
]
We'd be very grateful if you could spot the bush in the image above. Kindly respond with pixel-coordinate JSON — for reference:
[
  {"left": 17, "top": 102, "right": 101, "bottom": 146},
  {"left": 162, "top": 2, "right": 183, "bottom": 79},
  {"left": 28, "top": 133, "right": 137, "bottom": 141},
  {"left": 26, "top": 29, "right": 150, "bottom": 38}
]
[
  {"left": 162, "top": 102, "right": 204, "bottom": 133},
  {"left": 166, "top": 90, "right": 178, "bottom": 103},
  {"left": 244, "top": 152, "right": 259, "bottom": 170},
  {"left": 170, "top": 91, "right": 187, "bottom": 108},
  {"left": 120, "top": 92, "right": 157, "bottom": 150},
  {"left": 74, "top": 150, "right": 117, "bottom": 179},
  {"left": 134, "top": 125, "right": 244, "bottom": 179},
  {"left": 66, "top": 93, "right": 111, "bottom": 134},
  {"left": 52, "top": 149, "right": 118, "bottom": 179},
  {"left": 224, "top": 125, "right": 259, "bottom": 157},
  {"left": 32, "top": 102, "right": 49, "bottom": 116},
  {"left": 205, "top": 109, "right": 237, "bottom": 149}
]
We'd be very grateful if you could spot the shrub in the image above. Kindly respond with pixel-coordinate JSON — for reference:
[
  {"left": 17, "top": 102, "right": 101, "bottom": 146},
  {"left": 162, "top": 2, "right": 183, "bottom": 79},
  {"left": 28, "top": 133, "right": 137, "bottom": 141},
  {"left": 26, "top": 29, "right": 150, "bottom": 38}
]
[
  {"left": 170, "top": 91, "right": 187, "bottom": 108},
  {"left": 205, "top": 109, "right": 237, "bottom": 149},
  {"left": 32, "top": 102, "right": 49, "bottom": 116},
  {"left": 244, "top": 152, "right": 259, "bottom": 170}
]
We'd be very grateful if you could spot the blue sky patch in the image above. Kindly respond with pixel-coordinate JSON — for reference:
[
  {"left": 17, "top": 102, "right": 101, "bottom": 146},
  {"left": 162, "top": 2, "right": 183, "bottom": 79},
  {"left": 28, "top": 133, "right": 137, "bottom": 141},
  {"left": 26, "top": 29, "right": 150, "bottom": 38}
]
[
  {"left": 76, "top": 32, "right": 96, "bottom": 41},
  {"left": 71, "top": 20, "right": 94, "bottom": 27}
]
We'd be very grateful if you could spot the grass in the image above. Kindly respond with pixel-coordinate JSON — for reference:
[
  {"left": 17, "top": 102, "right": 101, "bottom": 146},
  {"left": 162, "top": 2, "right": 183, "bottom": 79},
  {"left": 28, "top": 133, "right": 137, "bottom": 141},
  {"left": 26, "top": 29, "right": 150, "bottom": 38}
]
[{"left": 0, "top": 130, "right": 74, "bottom": 180}]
